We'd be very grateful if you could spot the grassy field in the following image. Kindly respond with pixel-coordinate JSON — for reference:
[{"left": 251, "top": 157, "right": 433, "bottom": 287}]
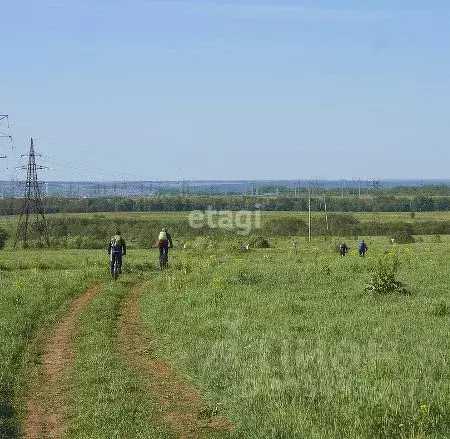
[
  {"left": 142, "top": 235, "right": 450, "bottom": 439},
  {"left": 0, "top": 226, "right": 449, "bottom": 438}
]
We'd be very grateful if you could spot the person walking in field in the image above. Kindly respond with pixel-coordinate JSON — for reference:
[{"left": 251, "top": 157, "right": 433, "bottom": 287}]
[
  {"left": 108, "top": 230, "right": 126, "bottom": 276},
  {"left": 339, "top": 242, "right": 348, "bottom": 256},
  {"left": 157, "top": 228, "right": 173, "bottom": 267},
  {"left": 359, "top": 240, "right": 368, "bottom": 257}
]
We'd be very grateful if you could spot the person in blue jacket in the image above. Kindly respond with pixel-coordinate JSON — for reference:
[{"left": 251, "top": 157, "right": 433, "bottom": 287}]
[{"left": 359, "top": 240, "right": 368, "bottom": 257}]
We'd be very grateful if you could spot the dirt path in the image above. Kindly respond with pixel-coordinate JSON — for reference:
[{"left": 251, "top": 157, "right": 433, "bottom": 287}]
[
  {"left": 118, "top": 284, "right": 235, "bottom": 439},
  {"left": 23, "top": 284, "right": 104, "bottom": 439}
]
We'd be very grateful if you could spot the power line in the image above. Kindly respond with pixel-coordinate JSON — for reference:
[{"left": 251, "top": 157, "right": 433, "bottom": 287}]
[{"left": 42, "top": 154, "right": 150, "bottom": 181}]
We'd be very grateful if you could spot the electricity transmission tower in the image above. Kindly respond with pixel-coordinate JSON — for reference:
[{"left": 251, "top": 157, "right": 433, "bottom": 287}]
[
  {"left": 0, "top": 114, "right": 12, "bottom": 146},
  {"left": 0, "top": 114, "right": 22, "bottom": 196},
  {"left": 0, "top": 114, "right": 11, "bottom": 164},
  {"left": 14, "top": 138, "right": 50, "bottom": 248},
  {"left": 180, "top": 179, "right": 189, "bottom": 196}
]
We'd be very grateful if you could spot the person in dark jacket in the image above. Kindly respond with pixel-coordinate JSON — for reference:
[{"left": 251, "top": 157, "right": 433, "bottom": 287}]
[
  {"left": 108, "top": 230, "right": 126, "bottom": 276},
  {"left": 339, "top": 242, "right": 348, "bottom": 257},
  {"left": 359, "top": 240, "right": 368, "bottom": 257}
]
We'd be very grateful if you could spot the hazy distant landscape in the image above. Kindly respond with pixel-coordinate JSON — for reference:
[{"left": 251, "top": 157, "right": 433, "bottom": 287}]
[{"left": 1, "top": 179, "right": 449, "bottom": 198}]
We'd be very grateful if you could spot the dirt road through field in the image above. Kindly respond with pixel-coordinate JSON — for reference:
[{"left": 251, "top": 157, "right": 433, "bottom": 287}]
[
  {"left": 119, "top": 283, "right": 235, "bottom": 439},
  {"left": 24, "top": 284, "right": 104, "bottom": 439}
]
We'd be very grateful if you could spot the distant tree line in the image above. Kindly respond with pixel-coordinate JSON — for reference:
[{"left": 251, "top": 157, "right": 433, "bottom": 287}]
[
  {"left": 0, "top": 193, "right": 449, "bottom": 216},
  {"left": 1, "top": 213, "right": 449, "bottom": 249}
]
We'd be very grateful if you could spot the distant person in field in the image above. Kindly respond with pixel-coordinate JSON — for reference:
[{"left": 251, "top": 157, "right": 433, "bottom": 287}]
[
  {"left": 157, "top": 227, "right": 173, "bottom": 261},
  {"left": 359, "top": 240, "right": 368, "bottom": 257},
  {"left": 108, "top": 230, "right": 126, "bottom": 275},
  {"left": 339, "top": 242, "right": 348, "bottom": 257}
]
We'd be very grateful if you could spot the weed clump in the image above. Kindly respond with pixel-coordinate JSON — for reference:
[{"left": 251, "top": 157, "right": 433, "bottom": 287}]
[
  {"left": 365, "top": 250, "right": 410, "bottom": 295},
  {"left": 249, "top": 236, "right": 270, "bottom": 248},
  {"left": 431, "top": 301, "right": 450, "bottom": 317},
  {"left": 390, "top": 227, "right": 415, "bottom": 244}
]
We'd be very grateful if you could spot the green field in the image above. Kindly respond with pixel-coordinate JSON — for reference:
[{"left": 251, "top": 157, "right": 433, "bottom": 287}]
[{"left": 0, "top": 214, "right": 449, "bottom": 438}]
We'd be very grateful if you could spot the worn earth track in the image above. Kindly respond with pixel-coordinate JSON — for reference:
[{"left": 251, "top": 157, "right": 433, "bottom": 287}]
[
  {"left": 23, "top": 284, "right": 104, "bottom": 439},
  {"left": 118, "top": 284, "right": 235, "bottom": 439}
]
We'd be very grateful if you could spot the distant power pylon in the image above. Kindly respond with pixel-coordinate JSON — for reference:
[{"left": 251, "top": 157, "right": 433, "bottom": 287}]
[
  {"left": 180, "top": 179, "right": 189, "bottom": 196},
  {"left": 14, "top": 138, "right": 50, "bottom": 248},
  {"left": 0, "top": 114, "right": 11, "bottom": 163},
  {"left": 0, "top": 114, "right": 12, "bottom": 145}
]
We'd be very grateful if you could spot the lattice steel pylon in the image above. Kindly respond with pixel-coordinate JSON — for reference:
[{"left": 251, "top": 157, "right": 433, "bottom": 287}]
[
  {"left": 0, "top": 114, "right": 10, "bottom": 162},
  {"left": 14, "top": 138, "right": 50, "bottom": 248}
]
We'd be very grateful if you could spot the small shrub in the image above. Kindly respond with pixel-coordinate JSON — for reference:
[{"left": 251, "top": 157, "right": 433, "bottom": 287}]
[
  {"left": 365, "top": 251, "right": 410, "bottom": 295},
  {"left": 391, "top": 231, "right": 415, "bottom": 244},
  {"left": 249, "top": 236, "right": 270, "bottom": 248},
  {"left": 431, "top": 301, "right": 450, "bottom": 317},
  {"left": 263, "top": 217, "right": 306, "bottom": 236},
  {"left": 326, "top": 214, "right": 361, "bottom": 236},
  {"left": 390, "top": 225, "right": 415, "bottom": 244}
]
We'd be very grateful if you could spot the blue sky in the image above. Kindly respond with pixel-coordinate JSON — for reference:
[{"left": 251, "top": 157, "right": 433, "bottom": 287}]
[{"left": 1, "top": 0, "right": 449, "bottom": 181}]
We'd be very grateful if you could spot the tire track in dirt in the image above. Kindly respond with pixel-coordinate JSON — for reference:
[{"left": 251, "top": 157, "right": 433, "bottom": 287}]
[
  {"left": 119, "top": 284, "right": 235, "bottom": 439},
  {"left": 24, "top": 284, "right": 104, "bottom": 439}
]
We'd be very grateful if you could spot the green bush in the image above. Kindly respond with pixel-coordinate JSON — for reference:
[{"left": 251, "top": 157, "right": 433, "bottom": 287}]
[
  {"left": 263, "top": 217, "right": 306, "bottom": 236},
  {"left": 249, "top": 236, "right": 270, "bottom": 248},
  {"left": 365, "top": 250, "right": 410, "bottom": 295},
  {"left": 326, "top": 214, "right": 361, "bottom": 236},
  {"left": 390, "top": 225, "right": 415, "bottom": 244}
]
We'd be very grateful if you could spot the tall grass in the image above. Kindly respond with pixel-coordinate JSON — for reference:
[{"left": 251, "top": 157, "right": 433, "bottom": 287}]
[
  {"left": 1, "top": 234, "right": 449, "bottom": 438},
  {"left": 141, "top": 237, "right": 450, "bottom": 439}
]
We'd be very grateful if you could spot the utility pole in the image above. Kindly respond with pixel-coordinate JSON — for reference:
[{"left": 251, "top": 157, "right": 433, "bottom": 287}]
[
  {"left": 14, "top": 138, "right": 50, "bottom": 248},
  {"left": 372, "top": 178, "right": 381, "bottom": 225},
  {"left": 308, "top": 181, "right": 311, "bottom": 242}
]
